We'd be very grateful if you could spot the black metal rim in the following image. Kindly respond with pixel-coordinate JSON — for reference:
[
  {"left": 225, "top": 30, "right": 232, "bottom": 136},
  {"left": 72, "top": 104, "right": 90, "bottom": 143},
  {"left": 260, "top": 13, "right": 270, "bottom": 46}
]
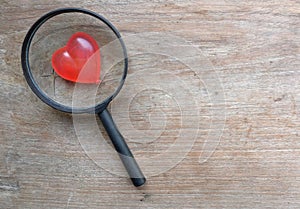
[{"left": 21, "top": 7, "right": 128, "bottom": 114}]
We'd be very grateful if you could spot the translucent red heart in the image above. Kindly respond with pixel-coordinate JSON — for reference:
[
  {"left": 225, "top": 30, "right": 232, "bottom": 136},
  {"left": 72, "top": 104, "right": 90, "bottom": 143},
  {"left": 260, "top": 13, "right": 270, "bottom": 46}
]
[{"left": 52, "top": 32, "right": 101, "bottom": 83}]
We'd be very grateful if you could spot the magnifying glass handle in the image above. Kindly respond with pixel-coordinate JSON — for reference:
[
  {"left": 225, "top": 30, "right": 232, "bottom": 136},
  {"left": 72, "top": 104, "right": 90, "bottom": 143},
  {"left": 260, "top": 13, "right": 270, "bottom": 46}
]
[{"left": 98, "top": 109, "right": 146, "bottom": 187}]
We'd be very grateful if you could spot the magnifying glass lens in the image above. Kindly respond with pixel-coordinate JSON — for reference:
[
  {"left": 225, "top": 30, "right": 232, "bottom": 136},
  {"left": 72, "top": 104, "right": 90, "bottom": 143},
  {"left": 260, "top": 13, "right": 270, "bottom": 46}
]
[{"left": 28, "top": 12, "right": 125, "bottom": 110}]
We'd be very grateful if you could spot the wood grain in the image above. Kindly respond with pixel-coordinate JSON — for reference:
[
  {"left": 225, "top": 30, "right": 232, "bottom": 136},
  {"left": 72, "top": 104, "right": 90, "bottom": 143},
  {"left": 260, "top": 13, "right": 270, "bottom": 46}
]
[{"left": 0, "top": 0, "right": 299, "bottom": 208}]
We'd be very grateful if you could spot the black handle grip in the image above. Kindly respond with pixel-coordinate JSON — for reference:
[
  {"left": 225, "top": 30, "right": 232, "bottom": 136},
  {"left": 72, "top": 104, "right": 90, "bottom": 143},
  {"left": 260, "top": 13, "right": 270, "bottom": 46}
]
[{"left": 98, "top": 109, "right": 146, "bottom": 187}]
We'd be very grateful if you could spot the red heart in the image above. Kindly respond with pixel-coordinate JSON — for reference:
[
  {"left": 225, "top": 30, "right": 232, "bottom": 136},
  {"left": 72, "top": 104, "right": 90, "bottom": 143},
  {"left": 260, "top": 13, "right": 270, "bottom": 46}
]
[{"left": 52, "top": 32, "right": 101, "bottom": 83}]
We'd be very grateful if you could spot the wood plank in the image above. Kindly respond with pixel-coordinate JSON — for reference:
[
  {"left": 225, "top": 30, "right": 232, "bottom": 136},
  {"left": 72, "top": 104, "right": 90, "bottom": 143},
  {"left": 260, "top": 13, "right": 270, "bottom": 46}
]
[{"left": 0, "top": 0, "right": 299, "bottom": 208}]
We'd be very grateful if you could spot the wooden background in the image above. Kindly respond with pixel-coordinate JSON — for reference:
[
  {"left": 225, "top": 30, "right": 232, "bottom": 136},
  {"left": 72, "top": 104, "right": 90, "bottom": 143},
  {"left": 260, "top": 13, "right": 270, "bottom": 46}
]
[{"left": 0, "top": 0, "right": 299, "bottom": 208}]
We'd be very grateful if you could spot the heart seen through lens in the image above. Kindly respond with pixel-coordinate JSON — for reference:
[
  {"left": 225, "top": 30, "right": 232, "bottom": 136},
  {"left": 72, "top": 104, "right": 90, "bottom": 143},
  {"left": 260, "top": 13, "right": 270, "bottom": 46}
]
[{"left": 52, "top": 32, "right": 101, "bottom": 84}]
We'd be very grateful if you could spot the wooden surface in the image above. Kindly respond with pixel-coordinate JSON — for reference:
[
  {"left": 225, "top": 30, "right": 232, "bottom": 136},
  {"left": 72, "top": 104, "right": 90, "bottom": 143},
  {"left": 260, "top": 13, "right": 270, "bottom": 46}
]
[{"left": 1, "top": 0, "right": 299, "bottom": 208}]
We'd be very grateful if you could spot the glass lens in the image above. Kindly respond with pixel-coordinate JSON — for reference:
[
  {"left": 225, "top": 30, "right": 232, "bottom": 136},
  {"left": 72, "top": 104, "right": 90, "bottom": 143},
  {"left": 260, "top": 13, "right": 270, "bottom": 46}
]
[{"left": 28, "top": 12, "right": 125, "bottom": 109}]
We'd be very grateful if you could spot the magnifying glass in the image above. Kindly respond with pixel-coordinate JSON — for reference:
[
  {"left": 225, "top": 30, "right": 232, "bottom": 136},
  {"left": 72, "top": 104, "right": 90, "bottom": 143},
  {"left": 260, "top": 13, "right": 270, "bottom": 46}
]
[{"left": 21, "top": 8, "right": 146, "bottom": 187}]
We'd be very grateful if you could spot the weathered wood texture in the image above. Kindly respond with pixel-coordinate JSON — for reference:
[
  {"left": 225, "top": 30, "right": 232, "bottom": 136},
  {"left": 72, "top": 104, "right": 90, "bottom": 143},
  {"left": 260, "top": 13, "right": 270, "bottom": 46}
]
[{"left": 0, "top": 0, "right": 299, "bottom": 208}]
